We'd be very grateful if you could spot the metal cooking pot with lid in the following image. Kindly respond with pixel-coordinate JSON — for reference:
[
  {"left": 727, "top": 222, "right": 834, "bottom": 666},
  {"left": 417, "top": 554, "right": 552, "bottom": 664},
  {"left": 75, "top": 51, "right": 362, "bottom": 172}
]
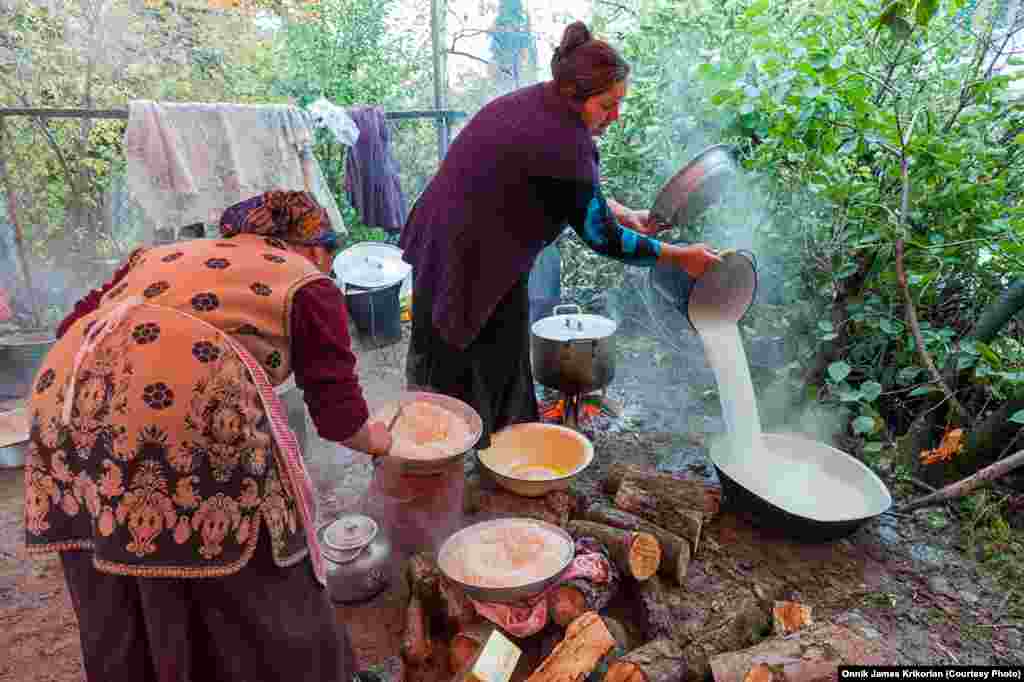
[
  {"left": 332, "top": 242, "right": 412, "bottom": 293},
  {"left": 531, "top": 304, "right": 617, "bottom": 395}
]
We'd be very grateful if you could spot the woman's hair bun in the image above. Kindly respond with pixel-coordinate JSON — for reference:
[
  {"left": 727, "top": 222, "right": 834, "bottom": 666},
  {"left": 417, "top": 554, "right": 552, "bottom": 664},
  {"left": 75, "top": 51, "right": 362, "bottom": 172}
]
[{"left": 557, "top": 21, "right": 592, "bottom": 58}]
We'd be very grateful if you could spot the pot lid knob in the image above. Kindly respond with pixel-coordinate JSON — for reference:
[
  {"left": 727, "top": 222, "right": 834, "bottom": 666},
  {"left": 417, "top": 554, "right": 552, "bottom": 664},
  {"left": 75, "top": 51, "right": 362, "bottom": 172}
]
[{"left": 324, "top": 514, "right": 378, "bottom": 553}]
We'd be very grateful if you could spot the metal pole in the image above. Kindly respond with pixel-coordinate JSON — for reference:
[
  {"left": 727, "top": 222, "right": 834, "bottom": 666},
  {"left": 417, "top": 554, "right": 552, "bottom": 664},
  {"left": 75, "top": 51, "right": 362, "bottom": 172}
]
[{"left": 430, "top": 0, "right": 449, "bottom": 161}]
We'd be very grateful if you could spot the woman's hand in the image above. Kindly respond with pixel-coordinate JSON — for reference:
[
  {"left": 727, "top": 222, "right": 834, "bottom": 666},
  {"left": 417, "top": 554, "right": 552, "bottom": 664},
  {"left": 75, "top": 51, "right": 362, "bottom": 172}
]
[
  {"left": 342, "top": 419, "right": 394, "bottom": 458},
  {"left": 366, "top": 421, "right": 394, "bottom": 457},
  {"left": 679, "top": 243, "right": 721, "bottom": 278},
  {"left": 658, "top": 243, "right": 722, "bottom": 278}
]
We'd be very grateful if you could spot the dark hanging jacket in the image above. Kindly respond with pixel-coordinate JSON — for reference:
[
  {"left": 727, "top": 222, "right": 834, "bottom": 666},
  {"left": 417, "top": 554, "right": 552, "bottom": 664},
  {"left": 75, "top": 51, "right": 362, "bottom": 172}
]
[{"left": 344, "top": 106, "right": 408, "bottom": 233}]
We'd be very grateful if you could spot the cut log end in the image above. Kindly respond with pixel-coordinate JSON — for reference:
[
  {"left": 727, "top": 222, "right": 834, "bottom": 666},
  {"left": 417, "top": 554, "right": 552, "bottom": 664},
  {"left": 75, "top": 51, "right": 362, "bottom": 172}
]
[
  {"left": 628, "top": 531, "right": 662, "bottom": 581},
  {"left": 772, "top": 601, "right": 813, "bottom": 635},
  {"left": 605, "top": 662, "right": 646, "bottom": 682},
  {"left": 549, "top": 585, "right": 588, "bottom": 628}
]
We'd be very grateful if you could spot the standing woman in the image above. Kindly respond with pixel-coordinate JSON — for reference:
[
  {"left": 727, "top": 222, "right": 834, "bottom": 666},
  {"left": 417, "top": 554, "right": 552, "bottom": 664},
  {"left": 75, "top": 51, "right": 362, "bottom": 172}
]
[{"left": 400, "top": 21, "right": 720, "bottom": 448}]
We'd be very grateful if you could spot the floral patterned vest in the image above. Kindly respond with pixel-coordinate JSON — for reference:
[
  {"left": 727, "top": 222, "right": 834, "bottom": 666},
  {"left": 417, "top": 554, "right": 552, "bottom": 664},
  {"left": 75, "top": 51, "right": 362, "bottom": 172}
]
[{"left": 24, "top": 234, "right": 329, "bottom": 578}]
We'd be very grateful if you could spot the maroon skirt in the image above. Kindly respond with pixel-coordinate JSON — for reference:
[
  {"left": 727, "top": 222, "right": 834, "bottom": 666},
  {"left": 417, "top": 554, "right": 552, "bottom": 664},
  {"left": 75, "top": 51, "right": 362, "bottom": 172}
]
[{"left": 60, "top": 526, "right": 357, "bottom": 682}]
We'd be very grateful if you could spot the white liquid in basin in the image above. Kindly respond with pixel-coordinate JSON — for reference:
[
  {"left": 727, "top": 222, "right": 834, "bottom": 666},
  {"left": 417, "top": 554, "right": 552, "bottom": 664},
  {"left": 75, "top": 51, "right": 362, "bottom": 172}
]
[{"left": 698, "top": 323, "right": 877, "bottom": 521}]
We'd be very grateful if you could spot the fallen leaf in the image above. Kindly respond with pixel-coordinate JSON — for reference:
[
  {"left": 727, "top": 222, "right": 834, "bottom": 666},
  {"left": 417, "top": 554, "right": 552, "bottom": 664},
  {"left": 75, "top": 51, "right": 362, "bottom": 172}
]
[{"left": 919, "top": 428, "right": 964, "bottom": 465}]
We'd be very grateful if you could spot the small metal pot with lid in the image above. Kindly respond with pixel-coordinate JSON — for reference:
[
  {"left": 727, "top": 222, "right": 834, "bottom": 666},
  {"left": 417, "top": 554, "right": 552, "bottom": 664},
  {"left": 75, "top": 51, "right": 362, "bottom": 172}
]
[
  {"left": 318, "top": 513, "right": 393, "bottom": 603},
  {"left": 332, "top": 242, "right": 412, "bottom": 346},
  {"left": 531, "top": 304, "right": 618, "bottom": 396}
]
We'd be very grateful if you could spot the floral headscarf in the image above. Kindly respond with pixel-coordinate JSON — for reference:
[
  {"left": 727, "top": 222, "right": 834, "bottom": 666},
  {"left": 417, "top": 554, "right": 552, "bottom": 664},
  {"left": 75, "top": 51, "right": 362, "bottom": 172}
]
[{"left": 219, "top": 190, "right": 338, "bottom": 249}]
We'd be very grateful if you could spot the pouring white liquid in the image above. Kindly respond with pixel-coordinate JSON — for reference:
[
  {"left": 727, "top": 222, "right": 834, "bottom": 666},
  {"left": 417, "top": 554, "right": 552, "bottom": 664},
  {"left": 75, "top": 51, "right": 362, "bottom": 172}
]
[{"left": 698, "top": 322, "right": 875, "bottom": 521}]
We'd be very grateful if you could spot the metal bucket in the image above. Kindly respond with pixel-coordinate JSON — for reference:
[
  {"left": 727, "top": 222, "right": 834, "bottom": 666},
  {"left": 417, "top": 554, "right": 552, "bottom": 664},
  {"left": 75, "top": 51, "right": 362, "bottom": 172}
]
[
  {"left": 649, "top": 250, "right": 758, "bottom": 331},
  {"left": 0, "top": 331, "right": 56, "bottom": 396}
]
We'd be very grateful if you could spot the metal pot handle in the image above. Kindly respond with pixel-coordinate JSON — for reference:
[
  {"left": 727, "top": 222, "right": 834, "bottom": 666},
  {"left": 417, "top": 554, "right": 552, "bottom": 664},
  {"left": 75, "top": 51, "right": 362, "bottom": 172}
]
[
  {"left": 734, "top": 249, "right": 758, "bottom": 271},
  {"left": 553, "top": 304, "right": 581, "bottom": 316}
]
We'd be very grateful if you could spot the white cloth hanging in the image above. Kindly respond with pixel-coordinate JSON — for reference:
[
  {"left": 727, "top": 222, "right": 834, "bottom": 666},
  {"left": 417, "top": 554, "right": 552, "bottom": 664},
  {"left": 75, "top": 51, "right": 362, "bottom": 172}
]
[{"left": 123, "top": 100, "right": 346, "bottom": 242}]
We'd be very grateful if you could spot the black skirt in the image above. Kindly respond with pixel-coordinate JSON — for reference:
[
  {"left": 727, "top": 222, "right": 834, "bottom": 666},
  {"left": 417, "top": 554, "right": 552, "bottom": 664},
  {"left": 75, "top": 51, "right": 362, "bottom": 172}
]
[{"left": 406, "top": 272, "right": 539, "bottom": 450}]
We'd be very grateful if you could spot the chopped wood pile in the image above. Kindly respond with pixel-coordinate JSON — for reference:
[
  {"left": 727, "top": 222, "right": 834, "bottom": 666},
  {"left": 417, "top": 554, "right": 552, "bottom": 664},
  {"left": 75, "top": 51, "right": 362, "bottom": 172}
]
[{"left": 400, "top": 463, "right": 895, "bottom": 682}]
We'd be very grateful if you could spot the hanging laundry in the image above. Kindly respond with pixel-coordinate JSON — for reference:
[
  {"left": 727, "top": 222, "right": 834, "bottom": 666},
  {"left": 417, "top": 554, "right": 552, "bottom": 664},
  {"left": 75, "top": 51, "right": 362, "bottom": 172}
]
[
  {"left": 344, "top": 106, "right": 408, "bottom": 235},
  {"left": 124, "top": 100, "right": 346, "bottom": 243}
]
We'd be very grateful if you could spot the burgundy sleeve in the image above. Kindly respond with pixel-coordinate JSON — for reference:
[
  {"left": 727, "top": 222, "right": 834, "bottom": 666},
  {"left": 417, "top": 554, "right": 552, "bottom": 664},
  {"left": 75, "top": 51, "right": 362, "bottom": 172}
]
[
  {"left": 290, "top": 278, "right": 371, "bottom": 443},
  {"left": 55, "top": 253, "right": 138, "bottom": 339}
]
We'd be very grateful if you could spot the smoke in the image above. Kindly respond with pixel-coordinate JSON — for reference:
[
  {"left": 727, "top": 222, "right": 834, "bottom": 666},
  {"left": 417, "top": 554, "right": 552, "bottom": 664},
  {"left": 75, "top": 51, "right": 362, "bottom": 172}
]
[{"left": 594, "top": 36, "right": 842, "bottom": 447}]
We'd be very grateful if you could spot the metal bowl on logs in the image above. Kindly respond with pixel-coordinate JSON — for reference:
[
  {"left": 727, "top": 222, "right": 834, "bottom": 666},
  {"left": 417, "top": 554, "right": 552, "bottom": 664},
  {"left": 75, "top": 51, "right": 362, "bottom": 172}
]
[
  {"left": 437, "top": 518, "right": 575, "bottom": 603},
  {"left": 373, "top": 390, "right": 483, "bottom": 476}
]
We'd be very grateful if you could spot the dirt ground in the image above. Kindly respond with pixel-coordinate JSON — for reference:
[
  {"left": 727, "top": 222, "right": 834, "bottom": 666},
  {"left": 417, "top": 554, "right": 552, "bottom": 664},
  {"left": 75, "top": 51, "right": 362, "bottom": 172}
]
[{"left": 1, "top": 315, "right": 1020, "bottom": 681}]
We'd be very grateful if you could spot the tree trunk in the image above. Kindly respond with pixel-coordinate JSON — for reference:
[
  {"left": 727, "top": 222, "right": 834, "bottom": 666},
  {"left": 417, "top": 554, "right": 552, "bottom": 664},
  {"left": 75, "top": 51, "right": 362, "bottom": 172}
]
[
  {"left": 581, "top": 504, "right": 691, "bottom": 584},
  {"left": 605, "top": 639, "right": 687, "bottom": 682},
  {"left": 566, "top": 521, "right": 661, "bottom": 581}
]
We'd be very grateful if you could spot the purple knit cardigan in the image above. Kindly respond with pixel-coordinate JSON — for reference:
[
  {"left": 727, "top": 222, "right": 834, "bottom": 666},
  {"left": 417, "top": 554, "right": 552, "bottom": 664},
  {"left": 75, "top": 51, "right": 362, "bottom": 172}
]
[{"left": 399, "top": 82, "right": 598, "bottom": 350}]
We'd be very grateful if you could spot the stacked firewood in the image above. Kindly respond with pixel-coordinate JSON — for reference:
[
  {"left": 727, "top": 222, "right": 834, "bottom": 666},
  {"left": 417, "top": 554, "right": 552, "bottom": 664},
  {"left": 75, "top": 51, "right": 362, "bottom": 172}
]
[{"left": 399, "top": 462, "right": 733, "bottom": 681}]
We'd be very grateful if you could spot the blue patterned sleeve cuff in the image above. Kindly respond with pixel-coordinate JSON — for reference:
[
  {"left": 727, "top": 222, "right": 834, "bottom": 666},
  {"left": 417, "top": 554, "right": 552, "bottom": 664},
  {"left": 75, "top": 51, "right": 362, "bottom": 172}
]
[{"left": 578, "top": 188, "right": 661, "bottom": 267}]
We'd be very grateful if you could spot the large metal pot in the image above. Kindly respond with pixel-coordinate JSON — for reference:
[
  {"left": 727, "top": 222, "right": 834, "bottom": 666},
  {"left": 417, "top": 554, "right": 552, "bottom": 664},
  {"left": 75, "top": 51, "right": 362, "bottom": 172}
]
[
  {"left": 531, "top": 304, "right": 617, "bottom": 395},
  {"left": 318, "top": 513, "right": 393, "bottom": 603}
]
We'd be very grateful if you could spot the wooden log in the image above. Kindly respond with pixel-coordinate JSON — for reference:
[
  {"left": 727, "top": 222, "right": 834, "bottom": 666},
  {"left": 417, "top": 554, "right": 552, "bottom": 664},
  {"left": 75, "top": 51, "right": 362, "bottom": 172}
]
[
  {"left": 772, "top": 601, "right": 812, "bottom": 636},
  {"left": 896, "top": 448, "right": 1024, "bottom": 512},
  {"left": 464, "top": 475, "right": 574, "bottom": 527},
  {"left": 567, "top": 521, "right": 661, "bottom": 581},
  {"left": 441, "top": 576, "right": 480, "bottom": 631},
  {"left": 406, "top": 552, "right": 442, "bottom": 603},
  {"left": 709, "top": 623, "right": 895, "bottom": 682},
  {"left": 605, "top": 463, "right": 721, "bottom": 517},
  {"left": 638, "top": 573, "right": 768, "bottom": 682},
  {"left": 400, "top": 594, "right": 433, "bottom": 665},
  {"left": 548, "top": 575, "right": 620, "bottom": 627},
  {"left": 450, "top": 622, "right": 496, "bottom": 674},
  {"left": 526, "top": 612, "right": 617, "bottom": 682},
  {"left": 540, "top": 616, "right": 634, "bottom": 682},
  {"left": 615, "top": 479, "right": 707, "bottom": 549},
  {"left": 605, "top": 638, "right": 687, "bottom": 682},
  {"left": 581, "top": 504, "right": 692, "bottom": 583}
]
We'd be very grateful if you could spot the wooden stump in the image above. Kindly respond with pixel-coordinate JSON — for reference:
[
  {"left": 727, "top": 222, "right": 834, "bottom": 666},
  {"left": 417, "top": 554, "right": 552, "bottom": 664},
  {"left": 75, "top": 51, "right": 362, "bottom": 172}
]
[
  {"left": 614, "top": 479, "right": 708, "bottom": 548},
  {"left": 525, "top": 612, "right": 617, "bottom": 682},
  {"left": 709, "top": 623, "right": 896, "bottom": 682},
  {"left": 605, "top": 638, "right": 687, "bottom": 682},
  {"left": 464, "top": 474, "right": 574, "bottom": 527},
  {"left": 539, "top": 616, "right": 633, "bottom": 681},
  {"left": 605, "top": 463, "right": 721, "bottom": 518},
  {"left": 567, "top": 520, "right": 661, "bottom": 581},
  {"left": 581, "top": 504, "right": 692, "bottom": 584}
]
